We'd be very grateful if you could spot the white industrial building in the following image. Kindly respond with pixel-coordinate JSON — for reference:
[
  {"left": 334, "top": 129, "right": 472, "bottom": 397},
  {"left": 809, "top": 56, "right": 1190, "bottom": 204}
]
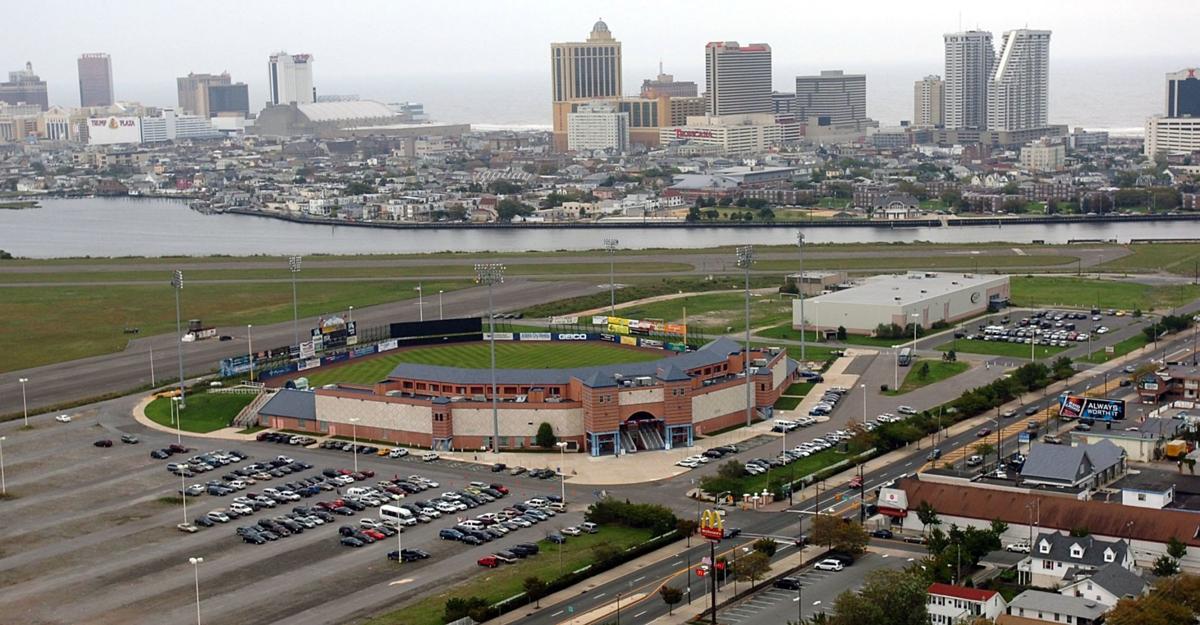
[
  {"left": 793, "top": 271, "right": 1009, "bottom": 334},
  {"left": 567, "top": 101, "right": 630, "bottom": 152}
]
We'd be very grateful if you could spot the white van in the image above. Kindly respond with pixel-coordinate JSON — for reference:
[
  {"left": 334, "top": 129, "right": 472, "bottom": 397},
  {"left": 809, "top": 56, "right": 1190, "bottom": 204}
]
[
  {"left": 380, "top": 504, "right": 418, "bottom": 527},
  {"left": 346, "top": 487, "right": 371, "bottom": 499}
]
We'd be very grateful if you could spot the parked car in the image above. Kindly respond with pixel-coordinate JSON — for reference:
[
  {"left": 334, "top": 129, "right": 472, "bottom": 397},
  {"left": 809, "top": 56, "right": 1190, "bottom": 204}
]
[
  {"left": 120, "top": 434, "right": 139, "bottom": 444},
  {"left": 55, "top": 414, "right": 73, "bottom": 423},
  {"left": 814, "top": 559, "right": 845, "bottom": 572},
  {"left": 869, "top": 529, "right": 894, "bottom": 539},
  {"left": 93, "top": 439, "right": 113, "bottom": 447},
  {"left": 1005, "top": 541, "right": 1031, "bottom": 553}
]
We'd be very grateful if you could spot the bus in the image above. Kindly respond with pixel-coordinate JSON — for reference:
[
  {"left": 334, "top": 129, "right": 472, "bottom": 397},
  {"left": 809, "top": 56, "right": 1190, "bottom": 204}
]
[{"left": 898, "top": 347, "right": 913, "bottom": 366}]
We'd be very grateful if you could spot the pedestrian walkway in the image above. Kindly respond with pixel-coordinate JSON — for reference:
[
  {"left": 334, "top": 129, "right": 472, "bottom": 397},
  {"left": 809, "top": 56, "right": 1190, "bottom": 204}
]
[{"left": 130, "top": 394, "right": 260, "bottom": 441}]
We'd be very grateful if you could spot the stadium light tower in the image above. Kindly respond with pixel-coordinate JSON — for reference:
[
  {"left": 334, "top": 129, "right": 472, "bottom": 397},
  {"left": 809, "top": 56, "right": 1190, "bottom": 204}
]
[
  {"left": 476, "top": 263, "right": 506, "bottom": 454},
  {"left": 604, "top": 239, "right": 619, "bottom": 315},
  {"left": 736, "top": 245, "right": 755, "bottom": 426},
  {"left": 171, "top": 270, "right": 186, "bottom": 408},
  {"left": 796, "top": 231, "right": 806, "bottom": 365},
  {"left": 288, "top": 256, "right": 302, "bottom": 347}
]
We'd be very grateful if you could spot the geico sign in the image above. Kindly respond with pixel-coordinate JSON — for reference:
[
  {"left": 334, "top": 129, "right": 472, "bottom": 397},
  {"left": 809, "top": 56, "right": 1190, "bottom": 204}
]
[
  {"left": 674, "top": 128, "right": 714, "bottom": 139},
  {"left": 557, "top": 333, "right": 588, "bottom": 341}
]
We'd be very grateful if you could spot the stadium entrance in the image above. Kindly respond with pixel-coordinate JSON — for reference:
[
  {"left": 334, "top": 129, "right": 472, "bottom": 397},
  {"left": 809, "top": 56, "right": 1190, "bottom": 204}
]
[{"left": 620, "top": 412, "right": 666, "bottom": 453}]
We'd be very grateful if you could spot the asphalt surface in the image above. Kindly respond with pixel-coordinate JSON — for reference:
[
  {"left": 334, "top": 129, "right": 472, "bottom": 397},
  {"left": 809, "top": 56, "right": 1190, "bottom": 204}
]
[{"left": 0, "top": 278, "right": 602, "bottom": 417}]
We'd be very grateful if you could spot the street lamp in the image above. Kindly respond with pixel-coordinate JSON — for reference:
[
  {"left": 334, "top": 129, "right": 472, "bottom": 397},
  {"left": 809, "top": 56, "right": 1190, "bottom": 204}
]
[
  {"left": 737, "top": 245, "right": 755, "bottom": 426},
  {"left": 188, "top": 557, "right": 203, "bottom": 625},
  {"left": 350, "top": 418, "right": 360, "bottom": 474},
  {"left": 860, "top": 383, "right": 867, "bottom": 425},
  {"left": 172, "top": 396, "right": 182, "bottom": 445},
  {"left": 604, "top": 239, "right": 619, "bottom": 315},
  {"left": 475, "top": 263, "right": 506, "bottom": 454},
  {"left": 247, "top": 325, "right": 254, "bottom": 383},
  {"left": 180, "top": 462, "right": 189, "bottom": 525},
  {"left": 555, "top": 441, "right": 568, "bottom": 506},
  {"left": 18, "top": 377, "right": 29, "bottom": 426},
  {"left": 797, "top": 231, "right": 806, "bottom": 364},
  {"left": 288, "top": 255, "right": 302, "bottom": 347},
  {"left": 416, "top": 283, "right": 424, "bottom": 322},
  {"left": 892, "top": 345, "right": 899, "bottom": 390},
  {"left": 348, "top": 306, "right": 353, "bottom": 323},
  {"left": 438, "top": 290, "right": 444, "bottom": 320},
  {"left": 0, "top": 436, "right": 6, "bottom": 496},
  {"left": 171, "top": 270, "right": 186, "bottom": 408}
]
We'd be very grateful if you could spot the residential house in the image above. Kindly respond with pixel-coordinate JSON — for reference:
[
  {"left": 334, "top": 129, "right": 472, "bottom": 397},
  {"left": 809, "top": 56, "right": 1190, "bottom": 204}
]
[
  {"left": 1026, "top": 531, "right": 1134, "bottom": 588},
  {"left": 927, "top": 583, "right": 1006, "bottom": 625},
  {"left": 870, "top": 192, "right": 919, "bottom": 220},
  {"left": 998, "top": 590, "right": 1107, "bottom": 625},
  {"left": 1058, "top": 562, "right": 1149, "bottom": 608},
  {"left": 1019, "top": 440, "right": 1125, "bottom": 491}
]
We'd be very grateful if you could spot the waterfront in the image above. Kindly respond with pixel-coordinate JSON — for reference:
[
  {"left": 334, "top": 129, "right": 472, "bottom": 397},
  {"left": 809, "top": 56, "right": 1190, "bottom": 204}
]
[{"left": 1, "top": 198, "right": 1198, "bottom": 258}]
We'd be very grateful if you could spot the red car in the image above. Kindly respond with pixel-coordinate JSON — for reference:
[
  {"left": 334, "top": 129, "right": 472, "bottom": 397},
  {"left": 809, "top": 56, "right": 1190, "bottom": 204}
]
[
  {"left": 337, "top": 469, "right": 353, "bottom": 476},
  {"left": 490, "top": 484, "right": 509, "bottom": 494},
  {"left": 477, "top": 556, "right": 499, "bottom": 568},
  {"left": 363, "top": 529, "right": 386, "bottom": 540},
  {"left": 168, "top": 444, "right": 189, "bottom": 453},
  {"left": 976, "top": 428, "right": 992, "bottom": 437},
  {"left": 360, "top": 470, "right": 376, "bottom": 478}
]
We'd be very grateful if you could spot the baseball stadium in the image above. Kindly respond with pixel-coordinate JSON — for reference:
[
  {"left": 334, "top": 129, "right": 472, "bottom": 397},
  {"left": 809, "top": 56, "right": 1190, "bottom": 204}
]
[{"left": 248, "top": 317, "right": 798, "bottom": 457}]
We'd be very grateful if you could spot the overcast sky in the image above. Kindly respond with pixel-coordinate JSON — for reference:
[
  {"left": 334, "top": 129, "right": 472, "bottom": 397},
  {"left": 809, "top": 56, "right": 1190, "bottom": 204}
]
[{"left": 6, "top": 0, "right": 1197, "bottom": 123}]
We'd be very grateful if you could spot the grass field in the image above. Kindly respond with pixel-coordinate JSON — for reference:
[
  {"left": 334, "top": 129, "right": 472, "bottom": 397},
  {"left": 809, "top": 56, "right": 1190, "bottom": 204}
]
[
  {"left": 301, "top": 342, "right": 664, "bottom": 386},
  {"left": 774, "top": 396, "right": 804, "bottom": 410},
  {"left": 1009, "top": 276, "right": 1200, "bottom": 312},
  {"left": 144, "top": 392, "right": 256, "bottom": 433},
  {"left": 937, "top": 338, "right": 1064, "bottom": 360},
  {"left": 784, "top": 382, "right": 815, "bottom": 397},
  {"left": 364, "top": 526, "right": 655, "bottom": 625},
  {"left": 1083, "top": 334, "right": 1150, "bottom": 364},
  {"left": 754, "top": 254, "right": 1077, "bottom": 273},
  {"left": 521, "top": 276, "right": 782, "bottom": 318},
  {"left": 615, "top": 291, "right": 795, "bottom": 334},
  {"left": 885, "top": 359, "right": 969, "bottom": 395},
  {"left": 1096, "top": 243, "right": 1200, "bottom": 275},
  {"left": 0, "top": 279, "right": 470, "bottom": 374}
]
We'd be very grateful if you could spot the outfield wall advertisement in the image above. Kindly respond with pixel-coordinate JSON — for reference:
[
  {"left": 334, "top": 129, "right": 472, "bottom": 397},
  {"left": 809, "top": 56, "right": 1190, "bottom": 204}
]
[{"left": 591, "top": 315, "right": 686, "bottom": 337}]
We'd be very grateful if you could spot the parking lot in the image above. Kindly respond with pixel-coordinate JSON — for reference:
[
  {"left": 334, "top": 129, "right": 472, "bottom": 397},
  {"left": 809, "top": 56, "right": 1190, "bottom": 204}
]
[{"left": 0, "top": 397, "right": 598, "bottom": 625}]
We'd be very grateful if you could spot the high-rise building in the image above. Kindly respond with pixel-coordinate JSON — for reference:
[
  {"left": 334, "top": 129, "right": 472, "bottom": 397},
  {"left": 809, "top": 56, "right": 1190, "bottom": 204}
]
[
  {"left": 1166, "top": 68, "right": 1200, "bottom": 118},
  {"left": 943, "top": 31, "right": 993, "bottom": 130},
  {"left": 77, "top": 53, "right": 114, "bottom": 107},
  {"left": 1145, "top": 68, "right": 1200, "bottom": 156},
  {"left": 987, "top": 29, "right": 1051, "bottom": 132},
  {"left": 207, "top": 83, "right": 250, "bottom": 118},
  {"left": 268, "top": 52, "right": 315, "bottom": 105},
  {"left": 0, "top": 62, "right": 49, "bottom": 110},
  {"left": 771, "top": 92, "right": 796, "bottom": 115},
  {"left": 704, "top": 42, "right": 772, "bottom": 116},
  {"left": 641, "top": 65, "right": 697, "bottom": 99},
  {"left": 567, "top": 101, "right": 629, "bottom": 153},
  {"left": 913, "top": 75, "right": 944, "bottom": 127},
  {"left": 794, "top": 70, "right": 867, "bottom": 125},
  {"left": 177, "top": 72, "right": 230, "bottom": 117},
  {"left": 668, "top": 96, "right": 706, "bottom": 126},
  {"left": 550, "top": 20, "right": 623, "bottom": 150}
]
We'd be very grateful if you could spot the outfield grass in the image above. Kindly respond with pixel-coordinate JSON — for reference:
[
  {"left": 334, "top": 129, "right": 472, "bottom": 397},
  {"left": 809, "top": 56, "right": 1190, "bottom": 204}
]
[
  {"left": 144, "top": 392, "right": 256, "bottom": 433},
  {"left": 1009, "top": 276, "right": 1200, "bottom": 312},
  {"left": 1097, "top": 243, "right": 1200, "bottom": 275},
  {"left": 1083, "top": 334, "right": 1150, "bottom": 364},
  {"left": 884, "top": 359, "right": 969, "bottom": 395},
  {"left": 301, "top": 342, "right": 664, "bottom": 386},
  {"left": 0, "top": 279, "right": 469, "bottom": 374},
  {"left": 363, "top": 526, "right": 655, "bottom": 625},
  {"left": 937, "top": 338, "right": 1064, "bottom": 360}
]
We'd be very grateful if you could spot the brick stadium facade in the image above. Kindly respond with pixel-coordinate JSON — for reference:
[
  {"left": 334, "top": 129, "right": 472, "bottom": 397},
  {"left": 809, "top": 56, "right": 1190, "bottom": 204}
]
[{"left": 258, "top": 338, "right": 797, "bottom": 456}]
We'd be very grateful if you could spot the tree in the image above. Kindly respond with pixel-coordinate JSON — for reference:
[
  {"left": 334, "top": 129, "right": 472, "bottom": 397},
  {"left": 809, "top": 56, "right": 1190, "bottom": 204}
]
[
  {"left": 917, "top": 362, "right": 931, "bottom": 380},
  {"left": 1154, "top": 554, "right": 1182, "bottom": 576},
  {"left": 686, "top": 205, "right": 701, "bottom": 222},
  {"left": 659, "top": 585, "right": 683, "bottom": 615},
  {"left": 828, "top": 568, "right": 930, "bottom": 625},
  {"left": 811, "top": 516, "right": 868, "bottom": 554},
  {"left": 343, "top": 180, "right": 375, "bottom": 195},
  {"left": 1107, "top": 594, "right": 1195, "bottom": 625},
  {"left": 488, "top": 180, "right": 523, "bottom": 195},
  {"left": 916, "top": 501, "right": 940, "bottom": 536},
  {"left": 535, "top": 422, "right": 557, "bottom": 448},
  {"left": 735, "top": 551, "right": 772, "bottom": 588},
  {"left": 973, "top": 443, "right": 995, "bottom": 459},
  {"left": 837, "top": 326, "right": 847, "bottom": 341},
  {"left": 1169, "top": 536, "right": 1188, "bottom": 560},
  {"left": 497, "top": 198, "right": 533, "bottom": 222},
  {"left": 717, "top": 460, "right": 746, "bottom": 480},
  {"left": 523, "top": 576, "right": 548, "bottom": 608},
  {"left": 753, "top": 537, "right": 779, "bottom": 557},
  {"left": 676, "top": 518, "right": 699, "bottom": 545},
  {"left": 943, "top": 350, "right": 957, "bottom": 362}
]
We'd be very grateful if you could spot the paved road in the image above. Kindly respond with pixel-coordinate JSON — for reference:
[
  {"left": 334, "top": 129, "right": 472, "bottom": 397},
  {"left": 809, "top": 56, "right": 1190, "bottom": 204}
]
[{"left": 0, "top": 278, "right": 602, "bottom": 417}]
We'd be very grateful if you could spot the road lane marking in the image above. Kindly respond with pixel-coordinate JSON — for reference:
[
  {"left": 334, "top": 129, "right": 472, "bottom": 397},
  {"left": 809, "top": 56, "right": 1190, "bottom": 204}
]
[
  {"left": 672, "top": 560, "right": 684, "bottom": 566},
  {"left": 633, "top": 576, "right": 645, "bottom": 583},
  {"left": 593, "top": 592, "right": 607, "bottom": 600},
  {"left": 550, "top": 610, "right": 563, "bottom": 617},
  {"left": 388, "top": 578, "right": 414, "bottom": 586},
  {"left": 634, "top": 611, "right": 647, "bottom": 618}
]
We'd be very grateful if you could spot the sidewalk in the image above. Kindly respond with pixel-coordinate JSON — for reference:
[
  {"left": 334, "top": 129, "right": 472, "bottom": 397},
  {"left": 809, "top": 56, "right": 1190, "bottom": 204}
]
[{"left": 130, "top": 394, "right": 260, "bottom": 441}]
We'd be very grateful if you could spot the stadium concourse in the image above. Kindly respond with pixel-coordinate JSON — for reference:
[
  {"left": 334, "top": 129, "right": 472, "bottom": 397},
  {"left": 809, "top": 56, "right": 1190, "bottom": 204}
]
[{"left": 256, "top": 336, "right": 799, "bottom": 457}]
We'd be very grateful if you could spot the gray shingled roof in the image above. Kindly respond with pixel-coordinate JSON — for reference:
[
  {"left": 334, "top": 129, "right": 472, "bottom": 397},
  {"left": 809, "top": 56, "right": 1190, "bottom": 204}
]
[
  {"left": 1007, "top": 590, "right": 1108, "bottom": 620},
  {"left": 1083, "top": 562, "right": 1148, "bottom": 599},
  {"left": 258, "top": 389, "right": 316, "bottom": 421},
  {"left": 385, "top": 337, "right": 755, "bottom": 387},
  {"left": 1021, "top": 440, "right": 1124, "bottom": 484},
  {"left": 1033, "top": 531, "right": 1128, "bottom": 568}
]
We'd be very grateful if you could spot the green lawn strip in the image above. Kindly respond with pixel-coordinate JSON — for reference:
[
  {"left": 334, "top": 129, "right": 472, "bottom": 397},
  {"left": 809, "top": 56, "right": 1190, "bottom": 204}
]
[
  {"left": 1009, "top": 276, "right": 1200, "bottom": 312},
  {"left": 1096, "top": 243, "right": 1200, "bottom": 274},
  {"left": 753, "top": 254, "right": 1076, "bottom": 272},
  {"left": 884, "top": 360, "right": 969, "bottom": 395},
  {"left": 144, "top": 392, "right": 255, "bottom": 433},
  {"left": 0, "top": 262, "right": 693, "bottom": 283},
  {"left": 363, "top": 526, "right": 655, "bottom": 625},
  {"left": 521, "top": 276, "right": 783, "bottom": 318},
  {"left": 614, "top": 291, "right": 796, "bottom": 334},
  {"left": 774, "top": 396, "right": 803, "bottom": 410},
  {"left": 784, "top": 382, "right": 814, "bottom": 397},
  {"left": 300, "top": 342, "right": 663, "bottom": 387},
  {"left": 757, "top": 324, "right": 919, "bottom": 349},
  {"left": 1082, "top": 334, "right": 1151, "bottom": 364},
  {"left": 0, "top": 279, "right": 470, "bottom": 374},
  {"left": 936, "top": 338, "right": 1064, "bottom": 360},
  {"left": 704, "top": 448, "right": 850, "bottom": 497}
]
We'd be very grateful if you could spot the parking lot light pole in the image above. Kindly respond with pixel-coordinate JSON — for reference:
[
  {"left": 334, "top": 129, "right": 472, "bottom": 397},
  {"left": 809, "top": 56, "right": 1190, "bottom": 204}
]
[
  {"left": 416, "top": 283, "right": 424, "bottom": 322},
  {"left": 180, "top": 467, "right": 190, "bottom": 524},
  {"left": 288, "top": 256, "right": 302, "bottom": 347},
  {"left": 18, "top": 378, "right": 29, "bottom": 426},
  {"left": 737, "top": 246, "right": 755, "bottom": 426},
  {"left": 475, "top": 263, "right": 506, "bottom": 454},
  {"left": 0, "top": 436, "right": 7, "bottom": 495},
  {"left": 892, "top": 345, "right": 899, "bottom": 389},
  {"left": 556, "top": 441, "right": 568, "bottom": 506},
  {"left": 797, "top": 231, "right": 806, "bottom": 364},
  {"left": 860, "top": 383, "right": 867, "bottom": 425},
  {"left": 173, "top": 397, "right": 182, "bottom": 445},
  {"left": 171, "top": 270, "right": 186, "bottom": 409},
  {"left": 604, "top": 239, "right": 619, "bottom": 315},
  {"left": 350, "top": 418, "right": 360, "bottom": 474},
  {"left": 348, "top": 306, "right": 353, "bottom": 323},
  {"left": 247, "top": 325, "right": 254, "bottom": 383},
  {"left": 188, "top": 556, "right": 203, "bottom": 625},
  {"left": 438, "top": 290, "right": 444, "bottom": 320}
]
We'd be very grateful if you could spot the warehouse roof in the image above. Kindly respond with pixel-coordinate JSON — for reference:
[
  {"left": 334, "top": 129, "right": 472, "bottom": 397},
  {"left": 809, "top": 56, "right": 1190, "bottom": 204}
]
[
  {"left": 296, "top": 100, "right": 397, "bottom": 122},
  {"left": 258, "top": 389, "right": 316, "bottom": 421},
  {"left": 806, "top": 271, "right": 1008, "bottom": 308}
]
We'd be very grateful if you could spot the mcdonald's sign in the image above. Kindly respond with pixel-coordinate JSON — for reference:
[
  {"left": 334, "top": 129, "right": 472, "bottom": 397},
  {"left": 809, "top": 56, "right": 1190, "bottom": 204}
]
[{"left": 699, "top": 509, "right": 724, "bottom": 540}]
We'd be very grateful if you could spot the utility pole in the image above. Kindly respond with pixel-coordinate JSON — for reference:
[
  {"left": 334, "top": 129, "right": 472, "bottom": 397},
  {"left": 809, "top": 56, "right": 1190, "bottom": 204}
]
[
  {"left": 737, "top": 246, "right": 755, "bottom": 426},
  {"left": 171, "top": 270, "right": 186, "bottom": 408},
  {"left": 797, "top": 231, "right": 806, "bottom": 364},
  {"left": 475, "top": 263, "right": 506, "bottom": 454}
]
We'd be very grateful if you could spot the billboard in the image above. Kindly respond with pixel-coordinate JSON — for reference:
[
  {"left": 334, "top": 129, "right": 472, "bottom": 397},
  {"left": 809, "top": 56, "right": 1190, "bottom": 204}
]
[
  {"left": 312, "top": 316, "right": 356, "bottom": 349},
  {"left": 595, "top": 315, "right": 686, "bottom": 337},
  {"left": 1059, "top": 395, "right": 1126, "bottom": 421},
  {"left": 519, "top": 332, "right": 551, "bottom": 341},
  {"left": 87, "top": 116, "right": 141, "bottom": 145}
]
